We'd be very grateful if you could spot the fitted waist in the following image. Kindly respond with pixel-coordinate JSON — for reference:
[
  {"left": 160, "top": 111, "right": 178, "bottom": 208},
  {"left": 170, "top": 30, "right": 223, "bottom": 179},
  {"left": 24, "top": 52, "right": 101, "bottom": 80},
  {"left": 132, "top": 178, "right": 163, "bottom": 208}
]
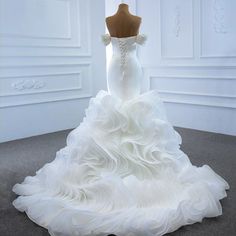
[
  {"left": 112, "top": 49, "right": 137, "bottom": 56},
  {"left": 111, "top": 52, "right": 137, "bottom": 60}
]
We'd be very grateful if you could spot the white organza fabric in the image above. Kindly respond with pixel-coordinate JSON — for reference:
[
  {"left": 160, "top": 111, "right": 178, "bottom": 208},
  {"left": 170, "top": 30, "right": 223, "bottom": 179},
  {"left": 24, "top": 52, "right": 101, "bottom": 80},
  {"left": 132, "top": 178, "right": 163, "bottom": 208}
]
[{"left": 12, "top": 34, "right": 229, "bottom": 236}]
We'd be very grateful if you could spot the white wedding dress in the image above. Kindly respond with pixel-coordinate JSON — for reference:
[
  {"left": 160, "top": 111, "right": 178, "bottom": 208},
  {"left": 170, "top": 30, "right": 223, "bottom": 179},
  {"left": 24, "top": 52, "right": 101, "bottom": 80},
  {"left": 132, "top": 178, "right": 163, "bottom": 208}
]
[{"left": 12, "top": 34, "right": 229, "bottom": 236}]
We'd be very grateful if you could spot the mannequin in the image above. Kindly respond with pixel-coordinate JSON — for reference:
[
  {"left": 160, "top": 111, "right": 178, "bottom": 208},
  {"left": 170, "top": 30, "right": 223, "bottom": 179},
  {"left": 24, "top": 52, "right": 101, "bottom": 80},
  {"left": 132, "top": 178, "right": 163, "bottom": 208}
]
[{"left": 106, "top": 3, "right": 142, "bottom": 38}]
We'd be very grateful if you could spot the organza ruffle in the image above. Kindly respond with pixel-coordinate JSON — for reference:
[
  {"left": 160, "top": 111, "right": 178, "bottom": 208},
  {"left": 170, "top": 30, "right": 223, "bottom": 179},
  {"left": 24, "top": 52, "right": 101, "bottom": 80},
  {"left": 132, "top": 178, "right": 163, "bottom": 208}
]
[{"left": 12, "top": 90, "right": 229, "bottom": 236}]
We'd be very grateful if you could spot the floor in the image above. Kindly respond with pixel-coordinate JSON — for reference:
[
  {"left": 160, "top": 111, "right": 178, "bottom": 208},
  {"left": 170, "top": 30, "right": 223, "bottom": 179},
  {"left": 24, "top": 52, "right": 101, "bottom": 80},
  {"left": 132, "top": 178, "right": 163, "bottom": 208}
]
[{"left": 0, "top": 127, "right": 235, "bottom": 236}]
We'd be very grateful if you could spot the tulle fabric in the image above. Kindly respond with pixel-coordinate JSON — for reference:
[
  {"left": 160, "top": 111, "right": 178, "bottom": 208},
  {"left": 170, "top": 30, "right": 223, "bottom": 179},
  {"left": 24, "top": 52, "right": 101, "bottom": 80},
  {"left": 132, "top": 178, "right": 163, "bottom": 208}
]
[{"left": 12, "top": 90, "right": 229, "bottom": 236}]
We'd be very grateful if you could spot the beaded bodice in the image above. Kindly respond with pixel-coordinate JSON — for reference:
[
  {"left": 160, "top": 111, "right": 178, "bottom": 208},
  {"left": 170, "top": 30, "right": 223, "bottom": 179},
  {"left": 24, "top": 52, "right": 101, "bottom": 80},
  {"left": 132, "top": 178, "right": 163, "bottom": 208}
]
[
  {"left": 101, "top": 34, "right": 147, "bottom": 79},
  {"left": 111, "top": 37, "right": 137, "bottom": 79},
  {"left": 101, "top": 34, "right": 147, "bottom": 100}
]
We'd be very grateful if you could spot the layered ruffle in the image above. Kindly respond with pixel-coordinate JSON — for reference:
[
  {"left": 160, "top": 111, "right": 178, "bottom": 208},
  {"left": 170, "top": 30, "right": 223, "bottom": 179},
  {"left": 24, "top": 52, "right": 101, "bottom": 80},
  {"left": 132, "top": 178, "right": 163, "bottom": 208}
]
[{"left": 12, "top": 90, "right": 229, "bottom": 236}]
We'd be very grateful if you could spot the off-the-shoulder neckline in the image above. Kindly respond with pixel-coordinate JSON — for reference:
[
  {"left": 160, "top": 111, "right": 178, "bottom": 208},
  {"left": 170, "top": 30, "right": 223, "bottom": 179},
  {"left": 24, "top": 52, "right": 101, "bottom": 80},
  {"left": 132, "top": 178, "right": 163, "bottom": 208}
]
[
  {"left": 110, "top": 35, "right": 138, "bottom": 40},
  {"left": 101, "top": 34, "right": 147, "bottom": 46}
]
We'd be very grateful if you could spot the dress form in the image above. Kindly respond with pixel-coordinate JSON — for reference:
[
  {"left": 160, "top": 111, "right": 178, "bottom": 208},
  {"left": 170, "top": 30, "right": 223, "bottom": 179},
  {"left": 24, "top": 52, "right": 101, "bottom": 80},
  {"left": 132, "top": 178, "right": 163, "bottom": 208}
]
[
  {"left": 11, "top": 4, "right": 229, "bottom": 236},
  {"left": 106, "top": 3, "right": 142, "bottom": 38}
]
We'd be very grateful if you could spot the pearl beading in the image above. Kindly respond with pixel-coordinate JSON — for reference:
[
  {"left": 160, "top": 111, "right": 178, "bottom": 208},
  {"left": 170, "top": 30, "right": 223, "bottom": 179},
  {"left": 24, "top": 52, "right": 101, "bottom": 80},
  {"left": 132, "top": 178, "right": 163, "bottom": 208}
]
[{"left": 118, "top": 39, "right": 127, "bottom": 80}]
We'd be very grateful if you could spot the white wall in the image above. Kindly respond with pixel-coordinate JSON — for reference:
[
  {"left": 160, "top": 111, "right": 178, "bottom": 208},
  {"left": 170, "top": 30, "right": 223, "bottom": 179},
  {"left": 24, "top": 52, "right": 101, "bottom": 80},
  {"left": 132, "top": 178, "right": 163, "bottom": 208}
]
[
  {"left": 128, "top": 0, "right": 236, "bottom": 135},
  {"left": 0, "top": 0, "right": 107, "bottom": 142}
]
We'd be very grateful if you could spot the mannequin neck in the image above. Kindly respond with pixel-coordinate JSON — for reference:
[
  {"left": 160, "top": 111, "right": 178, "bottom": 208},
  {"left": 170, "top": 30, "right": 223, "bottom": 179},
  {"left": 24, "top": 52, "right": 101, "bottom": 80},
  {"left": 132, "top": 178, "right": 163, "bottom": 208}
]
[{"left": 117, "top": 3, "right": 129, "bottom": 13}]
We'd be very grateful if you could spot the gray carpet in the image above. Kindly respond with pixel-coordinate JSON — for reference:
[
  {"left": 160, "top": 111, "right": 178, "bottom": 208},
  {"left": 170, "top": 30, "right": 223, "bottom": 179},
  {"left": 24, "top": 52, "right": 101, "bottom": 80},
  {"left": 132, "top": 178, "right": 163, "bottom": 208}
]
[{"left": 0, "top": 127, "right": 235, "bottom": 236}]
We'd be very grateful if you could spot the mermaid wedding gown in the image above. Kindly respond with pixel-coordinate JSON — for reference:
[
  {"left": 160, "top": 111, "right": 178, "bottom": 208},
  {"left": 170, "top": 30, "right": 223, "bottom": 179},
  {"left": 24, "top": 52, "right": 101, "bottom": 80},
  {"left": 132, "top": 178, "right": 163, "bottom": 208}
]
[{"left": 12, "top": 34, "right": 229, "bottom": 236}]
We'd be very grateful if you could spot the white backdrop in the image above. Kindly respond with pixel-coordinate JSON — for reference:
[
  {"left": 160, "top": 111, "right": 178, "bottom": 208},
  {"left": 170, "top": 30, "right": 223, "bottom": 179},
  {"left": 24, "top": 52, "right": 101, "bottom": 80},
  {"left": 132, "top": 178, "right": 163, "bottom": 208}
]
[
  {"left": 106, "top": 0, "right": 236, "bottom": 136},
  {"left": 0, "top": 0, "right": 107, "bottom": 142},
  {"left": 1, "top": 0, "right": 235, "bottom": 142}
]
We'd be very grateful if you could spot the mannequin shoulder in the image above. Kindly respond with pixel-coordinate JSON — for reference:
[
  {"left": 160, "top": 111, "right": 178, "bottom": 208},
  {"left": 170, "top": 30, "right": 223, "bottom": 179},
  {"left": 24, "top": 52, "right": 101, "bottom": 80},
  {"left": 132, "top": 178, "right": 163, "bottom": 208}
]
[
  {"left": 132, "top": 15, "right": 142, "bottom": 23},
  {"left": 134, "top": 15, "right": 142, "bottom": 21},
  {"left": 105, "top": 15, "right": 116, "bottom": 25}
]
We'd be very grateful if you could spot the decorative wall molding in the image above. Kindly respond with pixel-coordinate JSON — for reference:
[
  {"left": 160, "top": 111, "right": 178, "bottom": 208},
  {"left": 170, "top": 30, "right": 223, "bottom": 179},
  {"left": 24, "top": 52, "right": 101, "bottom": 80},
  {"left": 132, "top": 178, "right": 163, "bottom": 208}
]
[
  {"left": 142, "top": 64, "right": 236, "bottom": 70},
  {"left": 0, "top": 0, "right": 92, "bottom": 58},
  {"left": 0, "top": 0, "right": 107, "bottom": 142},
  {"left": 0, "top": 0, "right": 75, "bottom": 43},
  {"left": 173, "top": 5, "right": 181, "bottom": 37},
  {"left": 12, "top": 80, "right": 46, "bottom": 91},
  {"left": 0, "top": 48, "right": 92, "bottom": 59},
  {"left": 1, "top": 72, "right": 83, "bottom": 97},
  {"left": 0, "top": 33, "right": 72, "bottom": 41},
  {"left": 213, "top": 0, "right": 227, "bottom": 34},
  {"left": 136, "top": 0, "right": 236, "bottom": 135},
  {"left": 0, "top": 0, "right": 93, "bottom": 109},
  {"left": 0, "top": 93, "right": 93, "bottom": 109},
  {"left": 0, "top": 0, "right": 93, "bottom": 108},
  {"left": 160, "top": 0, "right": 194, "bottom": 59},
  {"left": 0, "top": 0, "right": 93, "bottom": 56},
  {"left": 149, "top": 74, "right": 236, "bottom": 81},
  {"left": 149, "top": 74, "right": 236, "bottom": 98},
  {"left": 0, "top": 0, "right": 72, "bottom": 40},
  {"left": 158, "top": 89, "right": 236, "bottom": 99},
  {"left": 162, "top": 98, "right": 236, "bottom": 109},
  {"left": 0, "top": 63, "right": 92, "bottom": 106},
  {"left": 0, "top": 57, "right": 92, "bottom": 67},
  {"left": 200, "top": 54, "right": 236, "bottom": 59},
  {"left": 1, "top": 55, "right": 92, "bottom": 58},
  {"left": 0, "top": 62, "right": 91, "bottom": 69},
  {"left": 200, "top": 0, "right": 236, "bottom": 58},
  {"left": 149, "top": 77, "right": 236, "bottom": 109},
  {"left": 0, "top": 71, "right": 84, "bottom": 79},
  {"left": 0, "top": 45, "right": 82, "bottom": 49}
]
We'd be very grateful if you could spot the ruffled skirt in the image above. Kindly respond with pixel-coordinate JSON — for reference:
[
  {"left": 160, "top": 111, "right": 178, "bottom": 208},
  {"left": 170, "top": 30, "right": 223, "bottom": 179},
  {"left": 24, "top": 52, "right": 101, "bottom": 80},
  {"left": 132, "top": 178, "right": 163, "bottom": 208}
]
[{"left": 12, "top": 90, "right": 229, "bottom": 236}]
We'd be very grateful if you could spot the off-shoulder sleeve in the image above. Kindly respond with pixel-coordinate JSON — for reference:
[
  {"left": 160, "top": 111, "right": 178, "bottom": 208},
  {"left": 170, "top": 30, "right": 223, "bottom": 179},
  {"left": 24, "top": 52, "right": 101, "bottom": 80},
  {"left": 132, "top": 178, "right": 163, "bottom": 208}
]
[
  {"left": 136, "top": 34, "right": 147, "bottom": 45},
  {"left": 101, "top": 34, "right": 111, "bottom": 46}
]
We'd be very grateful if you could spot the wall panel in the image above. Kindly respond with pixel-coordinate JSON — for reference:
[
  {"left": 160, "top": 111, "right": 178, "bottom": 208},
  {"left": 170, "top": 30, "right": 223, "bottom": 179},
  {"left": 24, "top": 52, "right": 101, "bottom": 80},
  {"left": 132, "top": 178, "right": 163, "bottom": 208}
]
[
  {"left": 0, "top": 0, "right": 106, "bottom": 142},
  {"left": 137, "top": 0, "right": 236, "bottom": 135}
]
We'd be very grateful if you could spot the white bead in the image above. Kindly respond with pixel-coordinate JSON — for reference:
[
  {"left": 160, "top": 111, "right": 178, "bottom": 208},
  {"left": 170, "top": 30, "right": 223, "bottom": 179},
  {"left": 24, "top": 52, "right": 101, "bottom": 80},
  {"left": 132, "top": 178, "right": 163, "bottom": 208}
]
[
  {"left": 118, "top": 39, "right": 127, "bottom": 80},
  {"left": 101, "top": 34, "right": 111, "bottom": 46},
  {"left": 136, "top": 34, "right": 147, "bottom": 45}
]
